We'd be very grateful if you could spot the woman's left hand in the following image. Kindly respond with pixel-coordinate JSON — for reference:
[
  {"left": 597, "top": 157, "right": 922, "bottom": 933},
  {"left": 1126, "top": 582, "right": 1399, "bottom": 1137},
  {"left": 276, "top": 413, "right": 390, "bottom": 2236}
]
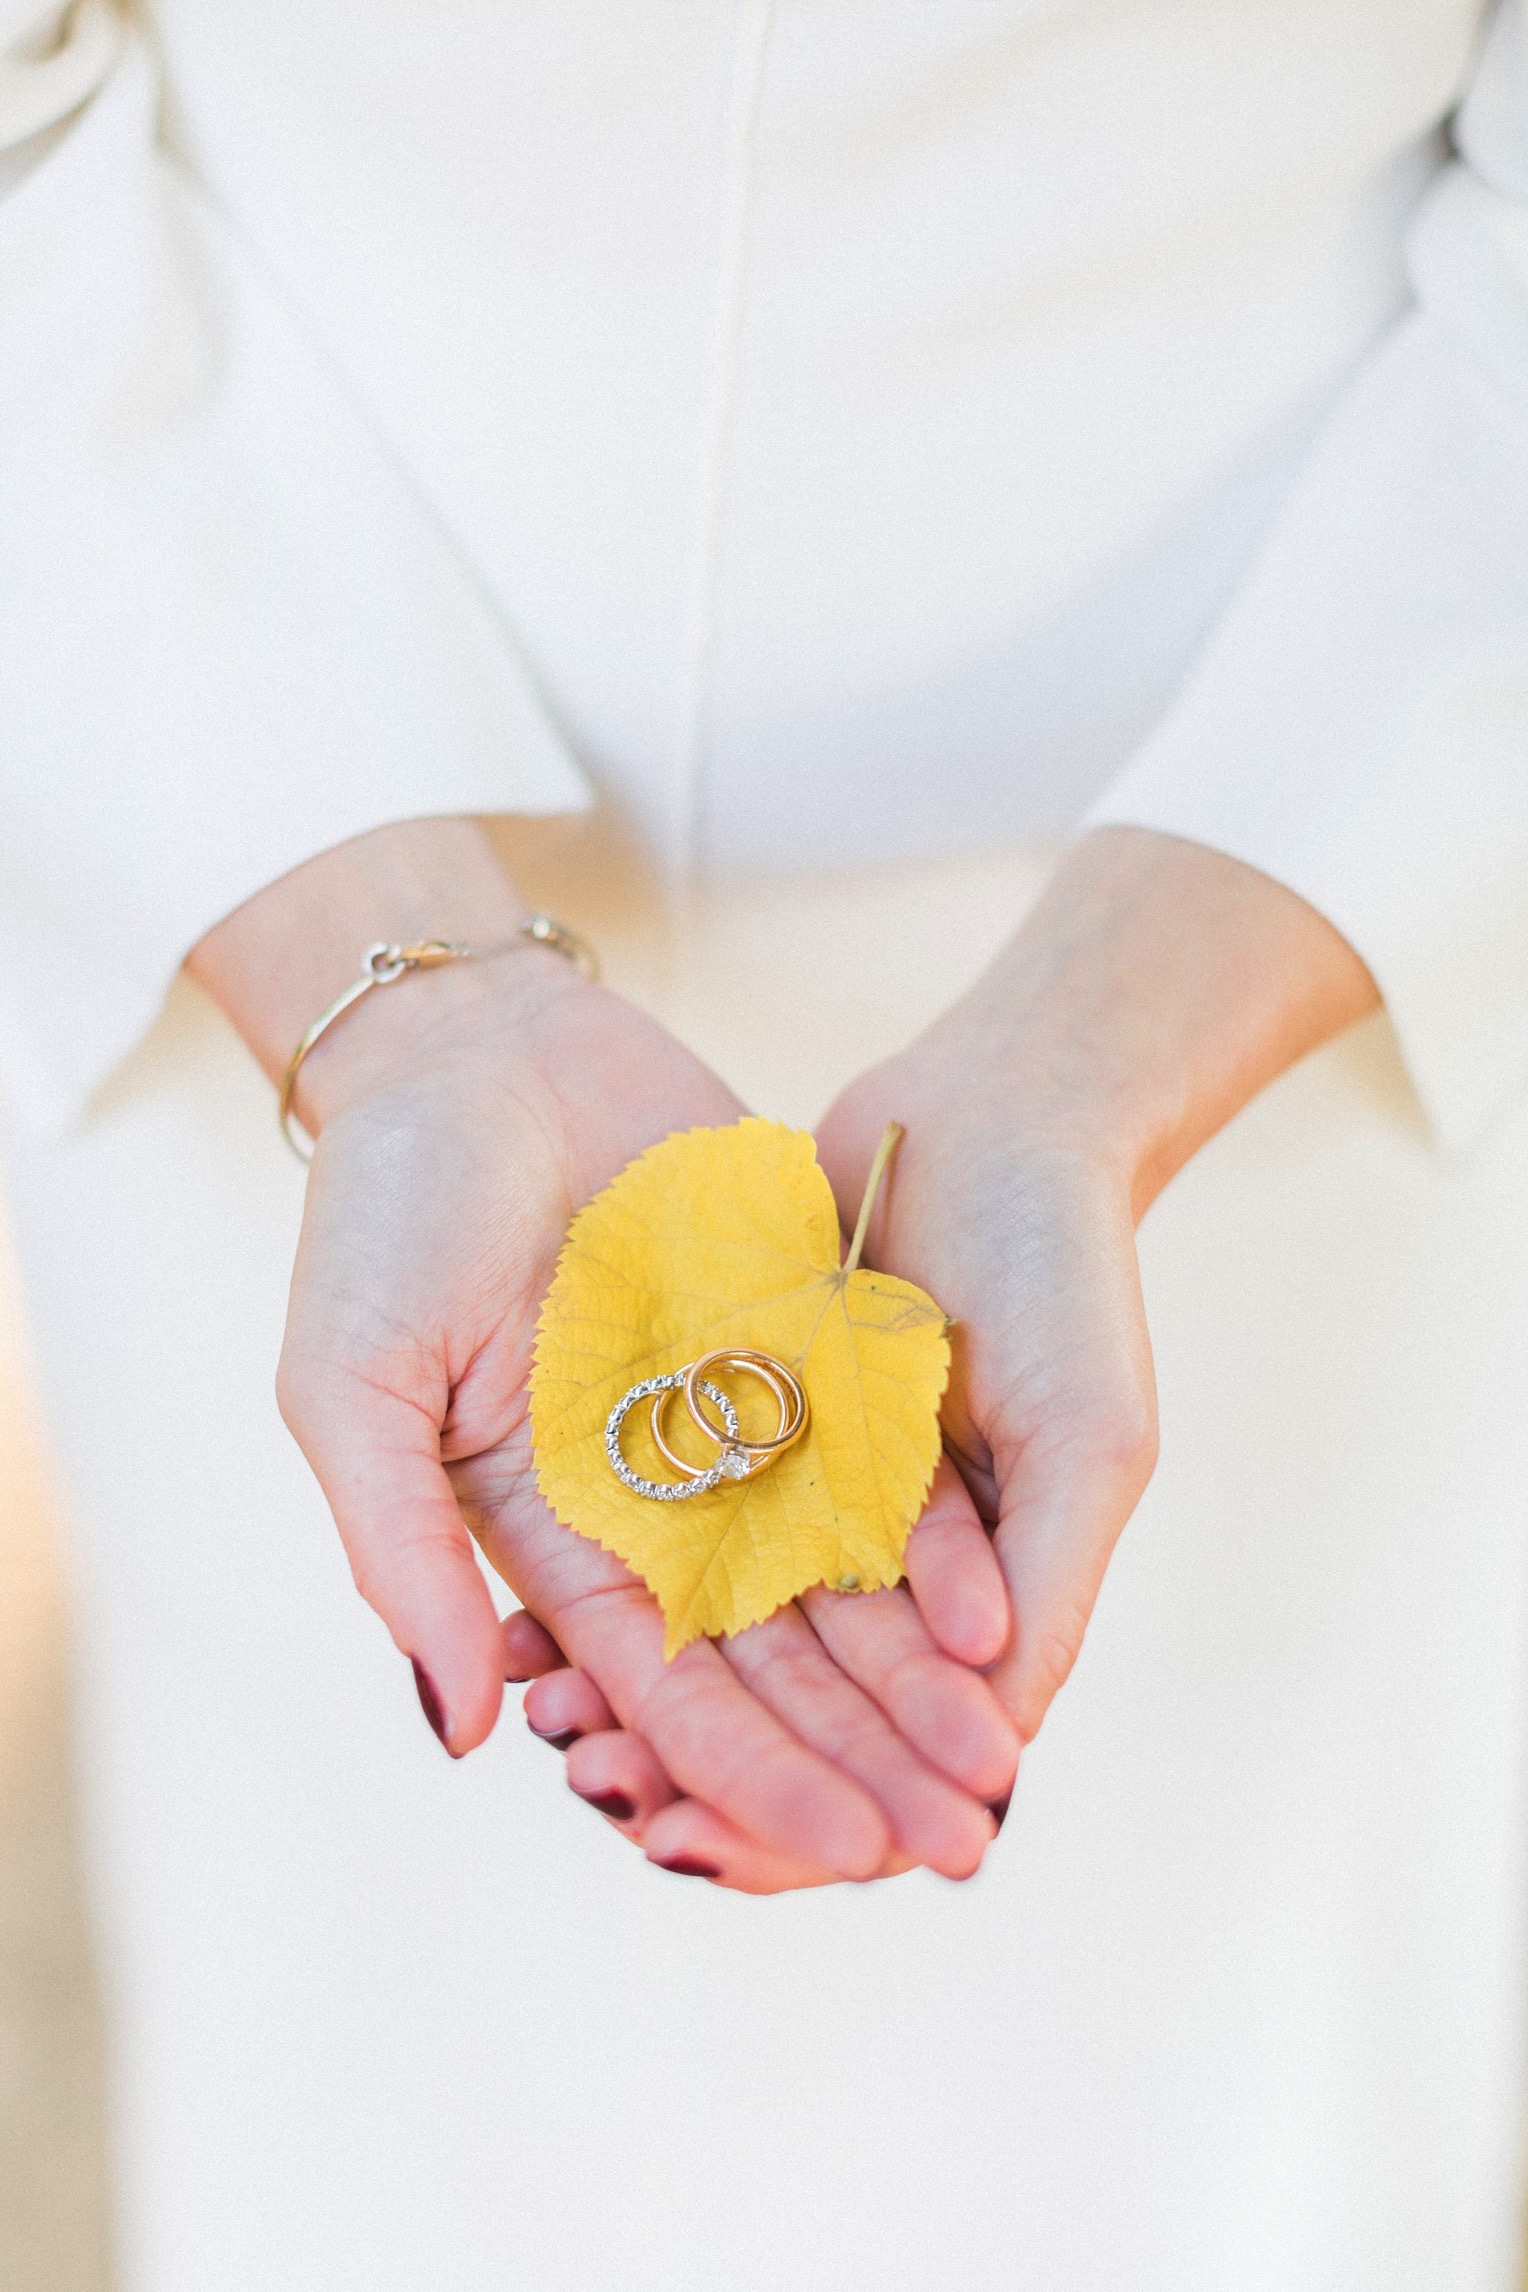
[
  {"left": 536, "top": 828, "right": 1380, "bottom": 1885},
  {"left": 519, "top": 1028, "right": 1155, "bottom": 1879}
]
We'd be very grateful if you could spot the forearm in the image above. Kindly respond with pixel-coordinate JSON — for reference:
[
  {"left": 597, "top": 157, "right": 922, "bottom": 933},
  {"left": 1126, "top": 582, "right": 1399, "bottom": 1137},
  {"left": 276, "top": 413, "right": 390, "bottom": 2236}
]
[{"left": 970, "top": 828, "right": 1380, "bottom": 1217}]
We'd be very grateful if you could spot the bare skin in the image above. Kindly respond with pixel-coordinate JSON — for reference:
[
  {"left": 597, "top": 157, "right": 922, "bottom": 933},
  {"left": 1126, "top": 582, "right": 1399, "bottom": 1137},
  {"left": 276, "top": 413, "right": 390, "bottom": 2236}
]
[
  {"left": 190, "top": 818, "right": 1375, "bottom": 1892},
  {"left": 188, "top": 818, "right": 1021, "bottom": 1887},
  {"left": 518, "top": 827, "right": 1379, "bottom": 1890}
]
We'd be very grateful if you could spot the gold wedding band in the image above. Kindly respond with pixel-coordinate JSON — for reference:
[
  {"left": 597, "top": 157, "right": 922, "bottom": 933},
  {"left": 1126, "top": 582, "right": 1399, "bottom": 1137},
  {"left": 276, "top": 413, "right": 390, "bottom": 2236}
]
[
  {"left": 650, "top": 1351, "right": 802, "bottom": 1484},
  {"left": 687, "top": 1349, "right": 808, "bottom": 1460},
  {"left": 678, "top": 1349, "right": 809, "bottom": 1479}
]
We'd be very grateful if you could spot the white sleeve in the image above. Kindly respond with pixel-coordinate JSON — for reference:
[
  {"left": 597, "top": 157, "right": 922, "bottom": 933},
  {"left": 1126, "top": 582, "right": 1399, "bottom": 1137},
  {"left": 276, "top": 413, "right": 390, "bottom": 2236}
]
[
  {"left": 1087, "top": 0, "right": 1528, "bottom": 1153},
  {"left": 0, "top": 9, "right": 589, "bottom": 1131}
]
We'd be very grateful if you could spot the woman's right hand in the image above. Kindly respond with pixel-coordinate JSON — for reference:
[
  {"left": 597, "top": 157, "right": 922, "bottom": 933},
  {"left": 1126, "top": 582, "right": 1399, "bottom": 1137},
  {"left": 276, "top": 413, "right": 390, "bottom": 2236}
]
[
  {"left": 282, "top": 956, "right": 1018, "bottom": 1883},
  {"left": 191, "top": 823, "right": 1018, "bottom": 1888}
]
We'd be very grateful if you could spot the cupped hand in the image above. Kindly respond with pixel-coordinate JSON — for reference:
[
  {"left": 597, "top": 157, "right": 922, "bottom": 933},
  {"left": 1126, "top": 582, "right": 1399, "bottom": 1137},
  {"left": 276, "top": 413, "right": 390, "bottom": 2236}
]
[
  {"left": 543, "top": 1019, "right": 1154, "bottom": 1868},
  {"left": 814, "top": 1029, "right": 1158, "bottom": 1747},
  {"left": 808, "top": 825, "right": 1378, "bottom": 1747},
  {"left": 453, "top": 824, "right": 1382, "bottom": 1863},
  {"left": 275, "top": 953, "right": 1019, "bottom": 1885}
]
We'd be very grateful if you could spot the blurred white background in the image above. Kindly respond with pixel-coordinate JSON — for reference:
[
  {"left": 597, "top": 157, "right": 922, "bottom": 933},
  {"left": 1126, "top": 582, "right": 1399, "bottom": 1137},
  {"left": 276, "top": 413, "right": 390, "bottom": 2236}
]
[{"left": 0, "top": 1214, "right": 111, "bottom": 2291}]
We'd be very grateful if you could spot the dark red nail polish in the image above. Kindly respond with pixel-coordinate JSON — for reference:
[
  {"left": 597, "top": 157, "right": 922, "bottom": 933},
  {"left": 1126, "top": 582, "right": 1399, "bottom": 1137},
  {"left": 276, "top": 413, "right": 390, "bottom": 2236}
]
[
  {"left": 411, "top": 1660, "right": 460, "bottom": 1758},
  {"left": 986, "top": 1792, "right": 1012, "bottom": 1833},
  {"left": 529, "top": 1723, "right": 581, "bottom": 1752},
  {"left": 577, "top": 1789, "right": 637, "bottom": 1822},
  {"left": 657, "top": 1856, "right": 722, "bottom": 1879}
]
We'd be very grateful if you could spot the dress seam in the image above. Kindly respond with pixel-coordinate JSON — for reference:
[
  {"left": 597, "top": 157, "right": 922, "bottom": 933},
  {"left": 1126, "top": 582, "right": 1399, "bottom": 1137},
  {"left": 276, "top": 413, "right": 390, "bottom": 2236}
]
[{"left": 671, "top": 0, "right": 775, "bottom": 900}]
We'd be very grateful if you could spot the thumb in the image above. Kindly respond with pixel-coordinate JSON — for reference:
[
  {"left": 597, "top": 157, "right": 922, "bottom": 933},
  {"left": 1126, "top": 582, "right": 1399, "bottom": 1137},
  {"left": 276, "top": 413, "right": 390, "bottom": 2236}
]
[
  {"left": 276, "top": 1354, "right": 507, "bottom": 1755},
  {"left": 986, "top": 1395, "right": 1158, "bottom": 1744}
]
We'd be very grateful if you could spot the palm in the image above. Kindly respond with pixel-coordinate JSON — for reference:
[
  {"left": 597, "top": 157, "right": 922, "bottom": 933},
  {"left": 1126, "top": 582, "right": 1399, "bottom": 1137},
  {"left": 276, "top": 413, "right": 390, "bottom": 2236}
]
[
  {"left": 278, "top": 978, "right": 1018, "bottom": 1887},
  {"left": 815, "top": 1024, "right": 1159, "bottom": 1744}
]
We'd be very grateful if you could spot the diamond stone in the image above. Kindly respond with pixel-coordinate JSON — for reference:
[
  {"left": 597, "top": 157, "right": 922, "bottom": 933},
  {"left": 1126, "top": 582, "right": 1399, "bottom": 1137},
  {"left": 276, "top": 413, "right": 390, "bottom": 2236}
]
[{"left": 718, "top": 1447, "right": 750, "bottom": 1481}]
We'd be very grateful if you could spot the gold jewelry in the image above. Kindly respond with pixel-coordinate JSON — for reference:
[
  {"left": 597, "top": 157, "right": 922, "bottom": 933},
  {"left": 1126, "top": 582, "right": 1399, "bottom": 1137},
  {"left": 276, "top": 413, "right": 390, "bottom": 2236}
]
[
  {"left": 650, "top": 1351, "right": 803, "bottom": 1484},
  {"left": 278, "top": 914, "right": 599, "bottom": 1162},
  {"left": 642, "top": 1349, "right": 808, "bottom": 1491},
  {"left": 517, "top": 913, "right": 600, "bottom": 978},
  {"left": 686, "top": 1350, "right": 808, "bottom": 1464}
]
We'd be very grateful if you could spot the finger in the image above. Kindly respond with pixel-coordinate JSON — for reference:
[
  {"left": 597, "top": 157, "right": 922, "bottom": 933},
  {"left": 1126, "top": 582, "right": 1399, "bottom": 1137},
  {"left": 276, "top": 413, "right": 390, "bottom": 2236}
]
[
  {"left": 955, "top": 1173, "right": 1158, "bottom": 1744},
  {"left": 277, "top": 1359, "right": 505, "bottom": 1755},
  {"left": 523, "top": 1666, "right": 618, "bottom": 1749},
  {"left": 501, "top": 1609, "right": 568, "bottom": 1681},
  {"left": 721, "top": 1603, "right": 997, "bottom": 1880},
  {"left": 641, "top": 1799, "right": 919, "bottom": 1895},
  {"left": 989, "top": 1414, "right": 1157, "bottom": 1744},
  {"left": 564, "top": 1728, "right": 680, "bottom": 1834},
  {"left": 902, "top": 1455, "right": 1010, "bottom": 1668},
  {"left": 798, "top": 1575, "right": 1019, "bottom": 1804},
  {"left": 541, "top": 1575, "right": 893, "bottom": 1880},
  {"left": 464, "top": 1450, "right": 898, "bottom": 1878}
]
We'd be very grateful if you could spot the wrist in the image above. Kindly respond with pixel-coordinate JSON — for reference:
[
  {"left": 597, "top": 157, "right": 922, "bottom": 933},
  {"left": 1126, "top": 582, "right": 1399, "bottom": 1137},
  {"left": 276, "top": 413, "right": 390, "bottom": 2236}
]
[
  {"left": 186, "top": 817, "right": 552, "bottom": 1128},
  {"left": 959, "top": 828, "right": 1379, "bottom": 1219},
  {"left": 291, "top": 937, "right": 591, "bottom": 1135}
]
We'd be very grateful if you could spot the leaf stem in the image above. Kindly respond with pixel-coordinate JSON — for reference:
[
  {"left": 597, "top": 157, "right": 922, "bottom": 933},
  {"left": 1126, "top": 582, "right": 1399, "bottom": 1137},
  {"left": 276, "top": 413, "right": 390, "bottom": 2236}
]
[{"left": 844, "top": 1121, "right": 904, "bottom": 1274}]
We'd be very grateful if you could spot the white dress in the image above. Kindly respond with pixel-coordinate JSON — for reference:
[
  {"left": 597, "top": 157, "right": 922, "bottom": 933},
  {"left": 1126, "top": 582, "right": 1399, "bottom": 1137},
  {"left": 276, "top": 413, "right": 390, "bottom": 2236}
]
[{"left": 4, "top": 5, "right": 1528, "bottom": 2287}]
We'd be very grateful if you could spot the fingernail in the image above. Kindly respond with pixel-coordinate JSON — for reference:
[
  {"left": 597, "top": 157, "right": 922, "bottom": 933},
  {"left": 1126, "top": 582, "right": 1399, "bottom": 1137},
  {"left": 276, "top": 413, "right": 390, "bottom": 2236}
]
[
  {"left": 576, "top": 1788, "right": 637, "bottom": 1822},
  {"left": 529, "top": 1723, "right": 581, "bottom": 1752},
  {"left": 411, "top": 1660, "right": 461, "bottom": 1759},
  {"left": 656, "top": 1856, "right": 721, "bottom": 1880},
  {"left": 986, "top": 1792, "right": 1012, "bottom": 1833}
]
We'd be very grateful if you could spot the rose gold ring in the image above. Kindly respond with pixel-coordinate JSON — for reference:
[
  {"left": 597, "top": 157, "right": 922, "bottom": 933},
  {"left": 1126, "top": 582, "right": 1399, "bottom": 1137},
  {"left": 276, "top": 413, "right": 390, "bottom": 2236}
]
[{"left": 647, "top": 1349, "right": 808, "bottom": 1487}]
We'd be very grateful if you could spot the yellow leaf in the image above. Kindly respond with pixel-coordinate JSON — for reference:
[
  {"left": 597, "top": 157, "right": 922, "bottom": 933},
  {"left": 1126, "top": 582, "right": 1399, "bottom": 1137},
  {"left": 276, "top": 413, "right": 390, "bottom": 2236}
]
[{"left": 529, "top": 1118, "right": 950, "bottom": 1655}]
